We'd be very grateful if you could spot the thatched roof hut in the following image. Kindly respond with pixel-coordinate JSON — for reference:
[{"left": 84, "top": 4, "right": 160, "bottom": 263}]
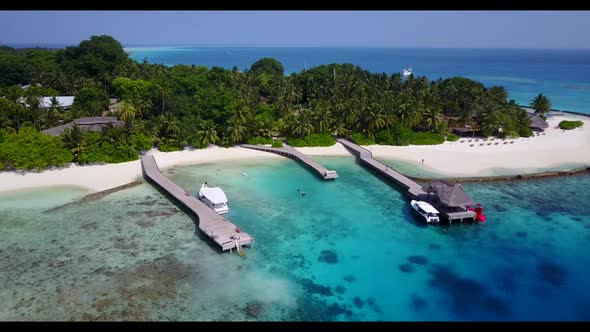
[
  {"left": 527, "top": 114, "right": 549, "bottom": 131},
  {"left": 422, "top": 180, "right": 475, "bottom": 208},
  {"left": 42, "top": 117, "right": 125, "bottom": 137}
]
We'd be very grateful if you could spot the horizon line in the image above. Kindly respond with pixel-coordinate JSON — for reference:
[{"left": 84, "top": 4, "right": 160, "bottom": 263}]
[{"left": 2, "top": 42, "right": 590, "bottom": 51}]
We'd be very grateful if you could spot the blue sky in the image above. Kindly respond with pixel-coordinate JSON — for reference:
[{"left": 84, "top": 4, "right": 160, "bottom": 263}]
[{"left": 1, "top": 11, "right": 589, "bottom": 48}]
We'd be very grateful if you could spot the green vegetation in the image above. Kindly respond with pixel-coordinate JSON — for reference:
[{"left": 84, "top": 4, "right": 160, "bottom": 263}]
[
  {"left": 0, "top": 35, "right": 549, "bottom": 171},
  {"left": 158, "top": 144, "right": 182, "bottom": 152},
  {"left": 129, "top": 133, "right": 153, "bottom": 151},
  {"left": 559, "top": 120, "right": 584, "bottom": 130},
  {"left": 516, "top": 126, "right": 533, "bottom": 138},
  {"left": 531, "top": 93, "right": 552, "bottom": 116},
  {"left": 287, "top": 133, "right": 335, "bottom": 147},
  {"left": 0, "top": 128, "right": 73, "bottom": 170},
  {"left": 271, "top": 140, "right": 283, "bottom": 148},
  {"left": 249, "top": 58, "right": 284, "bottom": 76},
  {"left": 350, "top": 132, "right": 375, "bottom": 145},
  {"left": 446, "top": 133, "right": 460, "bottom": 142},
  {"left": 410, "top": 132, "right": 445, "bottom": 145},
  {"left": 77, "top": 141, "right": 138, "bottom": 164},
  {"left": 373, "top": 126, "right": 443, "bottom": 146},
  {"left": 247, "top": 136, "right": 274, "bottom": 145}
]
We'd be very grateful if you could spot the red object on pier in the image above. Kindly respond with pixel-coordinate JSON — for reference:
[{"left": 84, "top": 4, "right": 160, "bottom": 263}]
[
  {"left": 467, "top": 204, "right": 487, "bottom": 223},
  {"left": 236, "top": 226, "right": 241, "bottom": 233}
]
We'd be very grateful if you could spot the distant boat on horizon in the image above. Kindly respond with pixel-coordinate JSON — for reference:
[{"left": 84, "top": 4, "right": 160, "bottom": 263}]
[{"left": 401, "top": 67, "right": 412, "bottom": 77}]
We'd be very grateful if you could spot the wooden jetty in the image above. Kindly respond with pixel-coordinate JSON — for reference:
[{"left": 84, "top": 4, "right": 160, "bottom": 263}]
[
  {"left": 336, "top": 138, "right": 476, "bottom": 222},
  {"left": 241, "top": 143, "right": 339, "bottom": 180},
  {"left": 140, "top": 155, "right": 253, "bottom": 253}
]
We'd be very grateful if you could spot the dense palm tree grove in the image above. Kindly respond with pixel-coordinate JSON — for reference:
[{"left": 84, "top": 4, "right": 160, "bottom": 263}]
[{"left": 0, "top": 35, "right": 539, "bottom": 170}]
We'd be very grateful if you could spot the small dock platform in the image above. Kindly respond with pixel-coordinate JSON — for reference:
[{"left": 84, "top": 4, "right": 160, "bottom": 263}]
[
  {"left": 140, "top": 155, "right": 253, "bottom": 252},
  {"left": 336, "top": 138, "right": 476, "bottom": 222},
  {"left": 241, "top": 143, "right": 338, "bottom": 180}
]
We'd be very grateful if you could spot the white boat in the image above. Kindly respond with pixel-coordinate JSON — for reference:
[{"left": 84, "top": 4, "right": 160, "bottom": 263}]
[
  {"left": 198, "top": 183, "right": 229, "bottom": 214},
  {"left": 411, "top": 200, "right": 440, "bottom": 223},
  {"left": 401, "top": 67, "right": 412, "bottom": 77}
]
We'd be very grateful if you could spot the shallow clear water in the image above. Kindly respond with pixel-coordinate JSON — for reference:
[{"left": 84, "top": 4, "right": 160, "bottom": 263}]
[
  {"left": 377, "top": 157, "right": 589, "bottom": 179},
  {"left": 128, "top": 47, "right": 590, "bottom": 114},
  {"left": 1, "top": 157, "right": 590, "bottom": 321}
]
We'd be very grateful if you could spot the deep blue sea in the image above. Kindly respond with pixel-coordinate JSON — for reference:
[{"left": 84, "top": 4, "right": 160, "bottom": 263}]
[
  {"left": 127, "top": 47, "right": 590, "bottom": 114},
  {"left": 1, "top": 157, "right": 589, "bottom": 321}
]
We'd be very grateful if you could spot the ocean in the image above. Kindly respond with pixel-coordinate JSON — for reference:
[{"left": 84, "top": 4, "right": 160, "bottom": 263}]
[
  {"left": 127, "top": 46, "right": 590, "bottom": 115},
  {"left": 1, "top": 157, "right": 589, "bottom": 321}
]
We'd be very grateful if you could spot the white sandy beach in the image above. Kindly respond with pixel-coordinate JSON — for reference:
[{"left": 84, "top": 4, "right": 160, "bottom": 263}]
[
  {"left": 0, "top": 113, "right": 588, "bottom": 194},
  {"left": 0, "top": 146, "right": 280, "bottom": 194},
  {"left": 373, "top": 114, "right": 590, "bottom": 177},
  {"left": 303, "top": 113, "right": 590, "bottom": 177}
]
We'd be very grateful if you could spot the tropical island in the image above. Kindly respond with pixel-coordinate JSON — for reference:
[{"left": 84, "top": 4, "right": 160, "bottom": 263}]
[{"left": 0, "top": 35, "right": 588, "bottom": 193}]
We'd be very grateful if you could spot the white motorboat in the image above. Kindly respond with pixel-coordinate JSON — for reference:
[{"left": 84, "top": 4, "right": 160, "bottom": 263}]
[
  {"left": 411, "top": 200, "right": 440, "bottom": 223},
  {"left": 402, "top": 67, "right": 412, "bottom": 77},
  {"left": 198, "top": 183, "right": 229, "bottom": 214}
]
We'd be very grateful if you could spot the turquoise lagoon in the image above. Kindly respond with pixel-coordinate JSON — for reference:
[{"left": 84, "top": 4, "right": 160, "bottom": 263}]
[{"left": 1, "top": 156, "right": 590, "bottom": 321}]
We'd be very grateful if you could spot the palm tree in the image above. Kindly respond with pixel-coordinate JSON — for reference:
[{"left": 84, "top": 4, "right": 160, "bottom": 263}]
[
  {"left": 134, "top": 98, "right": 153, "bottom": 118},
  {"left": 3, "top": 87, "right": 24, "bottom": 130},
  {"left": 117, "top": 100, "right": 137, "bottom": 123},
  {"left": 312, "top": 105, "right": 333, "bottom": 134},
  {"left": 364, "top": 109, "right": 387, "bottom": 135},
  {"left": 200, "top": 123, "right": 220, "bottom": 147},
  {"left": 332, "top": 123, "right": 350, "bottom": 137},
  {"left": 423, "top": 105, "right": 442, "bottom": 131},
  {"left": 62, "top": 125, "right": 86, "bottom": 157},
  {"left": 44, "top": 96, "right": 62, "bottom": 128},
  {"left": 531, "top": 93, "right": 551, "bottom": 116},
  {"left": 156, "top": 82, "right": 170, "bottom": 115},
  {"left": 231, "top": 104, "right": 251, "bottom": 125},
  {"left": 102, "top": 124, "right": 128, "bottom": 145},
  {"left": 226, "top": 120, "right": 248, "bottom": 143},
  {"left": 25, "top": 93, "right": 42, "bottom": 131},
  {"left": 342, "top": 101, "right": 360, "bottom": 128},
  {"left": 284, "top": 113, "right": 314, "bottom": 137},
  {"left": 159, "top": 113, "right": 180, "bottom": 140}
]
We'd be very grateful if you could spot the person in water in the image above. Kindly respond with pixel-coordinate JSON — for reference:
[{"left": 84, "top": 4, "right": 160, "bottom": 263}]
[{"left": 301, "top": 191, "right": 306, "bottom": 197}]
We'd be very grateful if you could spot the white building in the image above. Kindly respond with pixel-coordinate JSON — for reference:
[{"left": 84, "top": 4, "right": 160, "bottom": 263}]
[{"left": 19, "top": 96, "right": 75, "bottom": 110}]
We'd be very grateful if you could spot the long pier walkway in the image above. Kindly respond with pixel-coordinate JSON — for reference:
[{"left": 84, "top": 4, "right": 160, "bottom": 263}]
[
  {"left": 141, "top": 155, "right": 254, "bottom": 252},
  {"left": 336, "top": 138, "right": 426, "bottom": 198},
  {"left": 336, "top": 138, "right": 476, "bottom": 222},
  {"left": 241, "top": 143, "right": 338, "bottom": 180}
]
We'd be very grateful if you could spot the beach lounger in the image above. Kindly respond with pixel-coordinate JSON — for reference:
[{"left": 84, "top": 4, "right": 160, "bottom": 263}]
[
  {"left": 470, "top": 144, "right": 474, "bottom": 147},
  {"left": 504, "top": 141, "right": 508, "bottom": 144},
  {"left": 495, "top": 142, "right": 499, "bottom": 145},
  {"left": 480, "top": 143, "right": 484, "bottom": 146},
  {"left": 510, "top": 141, "right": 514, "bottom": 144},
  {"left": 487, "top": 143, "right": 492, "bottom": 145}
]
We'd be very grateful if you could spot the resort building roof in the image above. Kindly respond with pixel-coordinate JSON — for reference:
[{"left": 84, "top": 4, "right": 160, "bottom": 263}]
[
  {"left": 42, "top": 116, "right": 125, "bottom": 137},
  {"left": 423, "top": 180, "right": 475, "bottom": 208},
  {"left": 39, "top": 96, "right": 75, "bottom": 109},
  {"left": 527, "top": 113, "right": 549, "bottom": 130}
]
